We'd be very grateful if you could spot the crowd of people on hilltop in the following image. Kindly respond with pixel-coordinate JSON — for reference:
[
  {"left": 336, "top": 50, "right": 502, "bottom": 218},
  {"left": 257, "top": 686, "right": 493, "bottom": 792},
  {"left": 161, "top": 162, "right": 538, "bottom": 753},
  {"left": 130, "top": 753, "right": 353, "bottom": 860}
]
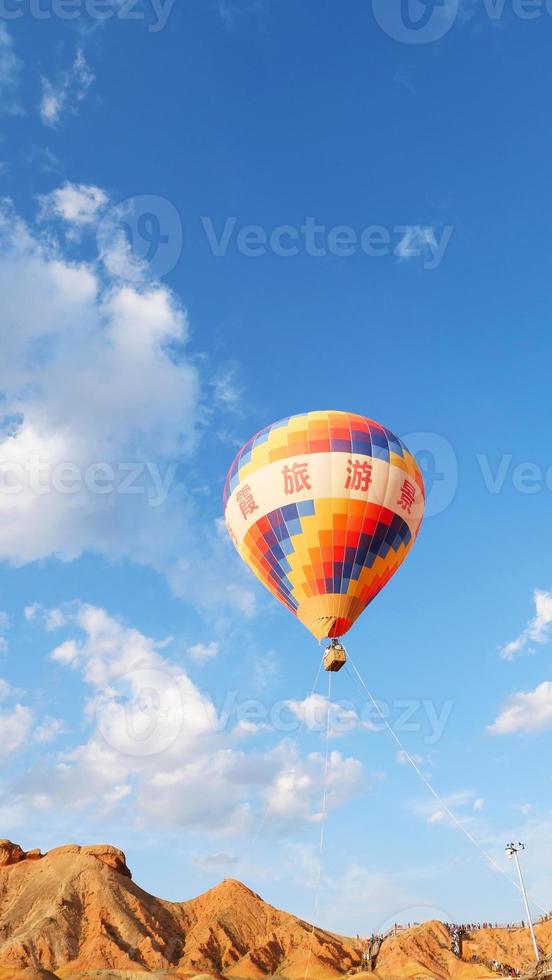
[
  {"left": 354, "top": 914, "right": 552, "bottom": 975},
  {"left": 469, "top": 954, "right": 521, "bottom": 977},
  {"left": 447, "top": 921, "right": 512, "bottom": 932},
  {"left": 445, "top": 922, "right": 528, "bottom": 971},
  {"left": 444, "top": 919, "right": 546, "bottom": 933},
  {"left": 447, "top": 924, "right": 465, "bottom": 957},
  {"left": 359, "top": 933, "right": 384, "bottom": 972}
]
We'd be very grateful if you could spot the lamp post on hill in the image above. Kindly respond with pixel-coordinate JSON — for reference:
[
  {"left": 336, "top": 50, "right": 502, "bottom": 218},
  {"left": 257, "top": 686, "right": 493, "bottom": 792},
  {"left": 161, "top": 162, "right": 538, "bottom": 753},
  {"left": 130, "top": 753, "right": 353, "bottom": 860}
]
[{"left": 505, "top": 843, "right": 540, "bottom": 963}]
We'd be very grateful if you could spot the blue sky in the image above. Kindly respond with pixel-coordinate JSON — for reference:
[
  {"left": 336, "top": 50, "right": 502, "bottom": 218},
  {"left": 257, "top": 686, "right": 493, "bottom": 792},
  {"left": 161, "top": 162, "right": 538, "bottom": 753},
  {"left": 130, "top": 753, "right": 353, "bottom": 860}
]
[{"left": 1, "top": 0, "right": 552, "bottom": 935}]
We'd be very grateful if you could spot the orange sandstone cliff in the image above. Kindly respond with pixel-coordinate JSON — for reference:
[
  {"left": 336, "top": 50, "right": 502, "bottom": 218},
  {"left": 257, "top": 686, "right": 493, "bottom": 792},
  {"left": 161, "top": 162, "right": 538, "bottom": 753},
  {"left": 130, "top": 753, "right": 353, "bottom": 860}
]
[{"left": 0, "top": 840, "right": 551, "bottom": 980}]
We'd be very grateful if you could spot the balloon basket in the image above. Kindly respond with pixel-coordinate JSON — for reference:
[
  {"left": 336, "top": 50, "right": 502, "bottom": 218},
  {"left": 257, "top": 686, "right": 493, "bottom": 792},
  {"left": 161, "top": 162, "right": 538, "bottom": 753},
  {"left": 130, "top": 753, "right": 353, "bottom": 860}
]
[{"left": 323, "top": 640, "right": 347, "bottom": 673}]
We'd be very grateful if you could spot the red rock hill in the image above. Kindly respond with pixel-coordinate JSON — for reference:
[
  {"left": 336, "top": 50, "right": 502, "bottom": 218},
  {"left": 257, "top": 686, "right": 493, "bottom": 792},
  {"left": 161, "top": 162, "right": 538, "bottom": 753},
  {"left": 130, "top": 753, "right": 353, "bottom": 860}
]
[{"left": 0, "top": 840, "right": 550, "bottom": 980}]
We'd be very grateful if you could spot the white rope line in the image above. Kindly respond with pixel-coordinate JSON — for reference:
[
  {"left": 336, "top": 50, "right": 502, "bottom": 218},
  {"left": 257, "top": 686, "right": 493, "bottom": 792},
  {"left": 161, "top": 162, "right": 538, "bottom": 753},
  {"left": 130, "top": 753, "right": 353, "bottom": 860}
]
[
  {"left": 304, "top": 669, "right": 332, "bottom": 980},
  {"left": 346, "top": 654, "right": 547, "bottom": 917}
]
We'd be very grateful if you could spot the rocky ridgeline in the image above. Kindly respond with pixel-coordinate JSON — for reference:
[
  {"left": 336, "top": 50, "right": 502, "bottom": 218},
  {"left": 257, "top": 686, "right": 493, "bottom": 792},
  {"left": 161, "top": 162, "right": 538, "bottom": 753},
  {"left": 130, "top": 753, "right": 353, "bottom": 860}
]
[
  {"left": 0, "top": 839, "right": 132, "bottom": 878},
  {"left": 0, "top": 840, "right": 551, "bottom": 979}
]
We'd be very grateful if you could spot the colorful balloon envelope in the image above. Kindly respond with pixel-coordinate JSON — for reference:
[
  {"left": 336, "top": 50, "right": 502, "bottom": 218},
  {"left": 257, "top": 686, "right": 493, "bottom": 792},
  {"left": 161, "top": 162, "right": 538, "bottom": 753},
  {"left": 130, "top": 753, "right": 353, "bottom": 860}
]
[{"left": 223, "top": 411, "right": 425, "bottom": 642}]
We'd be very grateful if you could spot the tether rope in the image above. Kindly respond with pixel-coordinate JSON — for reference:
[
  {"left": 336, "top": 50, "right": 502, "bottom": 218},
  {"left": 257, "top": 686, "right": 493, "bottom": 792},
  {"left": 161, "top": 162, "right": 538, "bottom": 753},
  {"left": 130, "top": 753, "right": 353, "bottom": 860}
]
[
  {"left": 304, "top": 668, "right": 332, "bottom": 980},
  {"left": 346, "top": 654, "right": 547, "bottom": 916}
]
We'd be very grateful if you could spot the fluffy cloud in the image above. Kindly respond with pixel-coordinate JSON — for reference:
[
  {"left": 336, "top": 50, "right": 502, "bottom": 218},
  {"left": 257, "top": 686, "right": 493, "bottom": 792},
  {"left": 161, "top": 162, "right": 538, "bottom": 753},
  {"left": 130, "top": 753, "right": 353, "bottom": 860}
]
[
  {"left": 488, "top": 681, "right": 552, "bottom": 736},
  {"left": 15, "top": 605, "right": 363, "bottom": 832},
  {"left": 40, "top": 49, "right": 95, "bottom": 128},
  {"left": 500, "top": 589, "right": 552, "bottom": 660},
  {"left": 410, "top": 789, "right": 480, "bottom": 828},
  {"left": 285, "top": 693, "right": 375, "bottom": 739},
  {"left": 0, "top": 25, "right": 24, "bottom": 117},
  {"left": 0, "top": 678, "right": 64, "bottom": 763},
  {"left": 0, "top": 196, "right": 195, "bottom": 561},
  {"left": 0, "top": 190, "right": 254, "bottom": 620},
  {"left": 394, "top": 225, "right": 446, "bottom": 265},
  {"left": 188, "top": 641, "right": 220, "bottom": 663},
  {"left": 192, "top": 851, "right": 238, "bottom": 871},
  {"left": 25, "top": 604, "right": 67, "bottom": 631},
  {"left": 0, "top": 704, "right": 33, "bottom": 763},
  {"left": 34, "top": 716, "right": 65, "bottom": 744},
  {"left": 38, "top": 183, "right": 109, "bottom": 232},
  {"left": 263, "top": 744, "right": 363, "bottom": 822},
  {"left": 0, "top": 611, "right": 8, "bottom": 653},
  {"left": 0, "top": 680, "right": 34, "bottom": 764}
]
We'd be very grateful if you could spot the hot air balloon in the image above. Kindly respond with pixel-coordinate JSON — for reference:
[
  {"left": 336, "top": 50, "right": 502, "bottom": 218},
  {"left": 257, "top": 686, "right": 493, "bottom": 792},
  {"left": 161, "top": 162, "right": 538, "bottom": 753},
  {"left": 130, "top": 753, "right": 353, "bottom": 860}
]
[{"left": 223, "top": 411, "right": 424, "bottom": 670}]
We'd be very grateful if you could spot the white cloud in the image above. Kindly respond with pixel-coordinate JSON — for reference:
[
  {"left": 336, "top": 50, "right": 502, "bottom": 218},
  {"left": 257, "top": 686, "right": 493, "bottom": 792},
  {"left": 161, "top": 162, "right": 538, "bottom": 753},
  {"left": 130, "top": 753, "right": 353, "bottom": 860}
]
[
  {"left": 210, "top": 366, "right": 242, "bottom": 412},
  {"left": 17, "top": 604, "right": 364, "bottom": 832},
  {"left": 411, "top": 789, "right": 479, "bottom": 827},
  {"left": 286, "top": 693, "right": 374, "bottom": 739},
  {"left": 38, "top": 182, "right": 108, "bottom": 235},
  {"left": 488, "top": 681, "right": 552, "bottom": 736},
  {"left": 0, "top": 704, "right": 33, "bottom": 763},
  {"left": 34, "top": 716, "right": 65, "bottom": 743},
  {"left": 40, "top": 48, "right": 95, "bottom": 128},
  {"left": 0, "top": 611, "right": 9, "bottom": 653},
  {"left": 263, "top": 744, "right": 363, "bottom": 823},
  {"left": 0, "top": 193, "right": 256, "bottom": 623},
  {"left": 45, "top": 607, "right": 67, "bottom": 631},
  {"left": 233, "top": 719, "right": 270, "bottom": 737},
  {"left": 253, "top": 649, "right": 280, "bottom": 689},
  {"left": 25, "top": 603, "right": 67, "bottom": 631},
  {"left": 188, "top": 641, "right": 219, "bottom": 663},
  {"left": 0, "top": 25, "right": 24, "bottom": 117},
  {"left": 499, "top": 589, "right": 552, "bottom": 660},
  {"left": 0, "top": 680, "right": 33, "bottom": 763},
  {"left": 473, "top": 798, "right": 485, "bottom": 812},
  {"left": 0, "top": 678, "right": 15, "bottom": 702},
  {"left": 395, "top": 226, "right": 438, "bottom": 261},
  {"left": 51, "top": 639, "right": 80, "bottom": 666},
  {"left": 192, "top": 851, "right": 238, "bottom": 871},
  {"left": 0, "top": 679, "right": 66, "bottom": 759},
  {"left": 0, "top": 219, "right": 197, "bottom": 580}
]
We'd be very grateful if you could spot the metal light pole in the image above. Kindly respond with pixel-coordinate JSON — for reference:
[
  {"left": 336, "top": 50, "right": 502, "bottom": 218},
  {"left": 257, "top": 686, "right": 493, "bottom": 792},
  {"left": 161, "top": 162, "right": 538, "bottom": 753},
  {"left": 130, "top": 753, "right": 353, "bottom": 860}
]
[{"left": 506, "top": 843, "right": 540, "bottom": 963}]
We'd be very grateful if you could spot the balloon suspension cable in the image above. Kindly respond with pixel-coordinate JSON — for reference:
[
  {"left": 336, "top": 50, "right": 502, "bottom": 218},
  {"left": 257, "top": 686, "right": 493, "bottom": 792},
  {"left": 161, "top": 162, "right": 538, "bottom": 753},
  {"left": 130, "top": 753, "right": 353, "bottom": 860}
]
[
  {"left": 345, "top": 653, "right": 547, "bottom": 917},
  {"left": 304, "top": 668, "right": 332, "bottom": 980},
  {"left": 242, "top": 651, "right": 327, "bottom": 859}
]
